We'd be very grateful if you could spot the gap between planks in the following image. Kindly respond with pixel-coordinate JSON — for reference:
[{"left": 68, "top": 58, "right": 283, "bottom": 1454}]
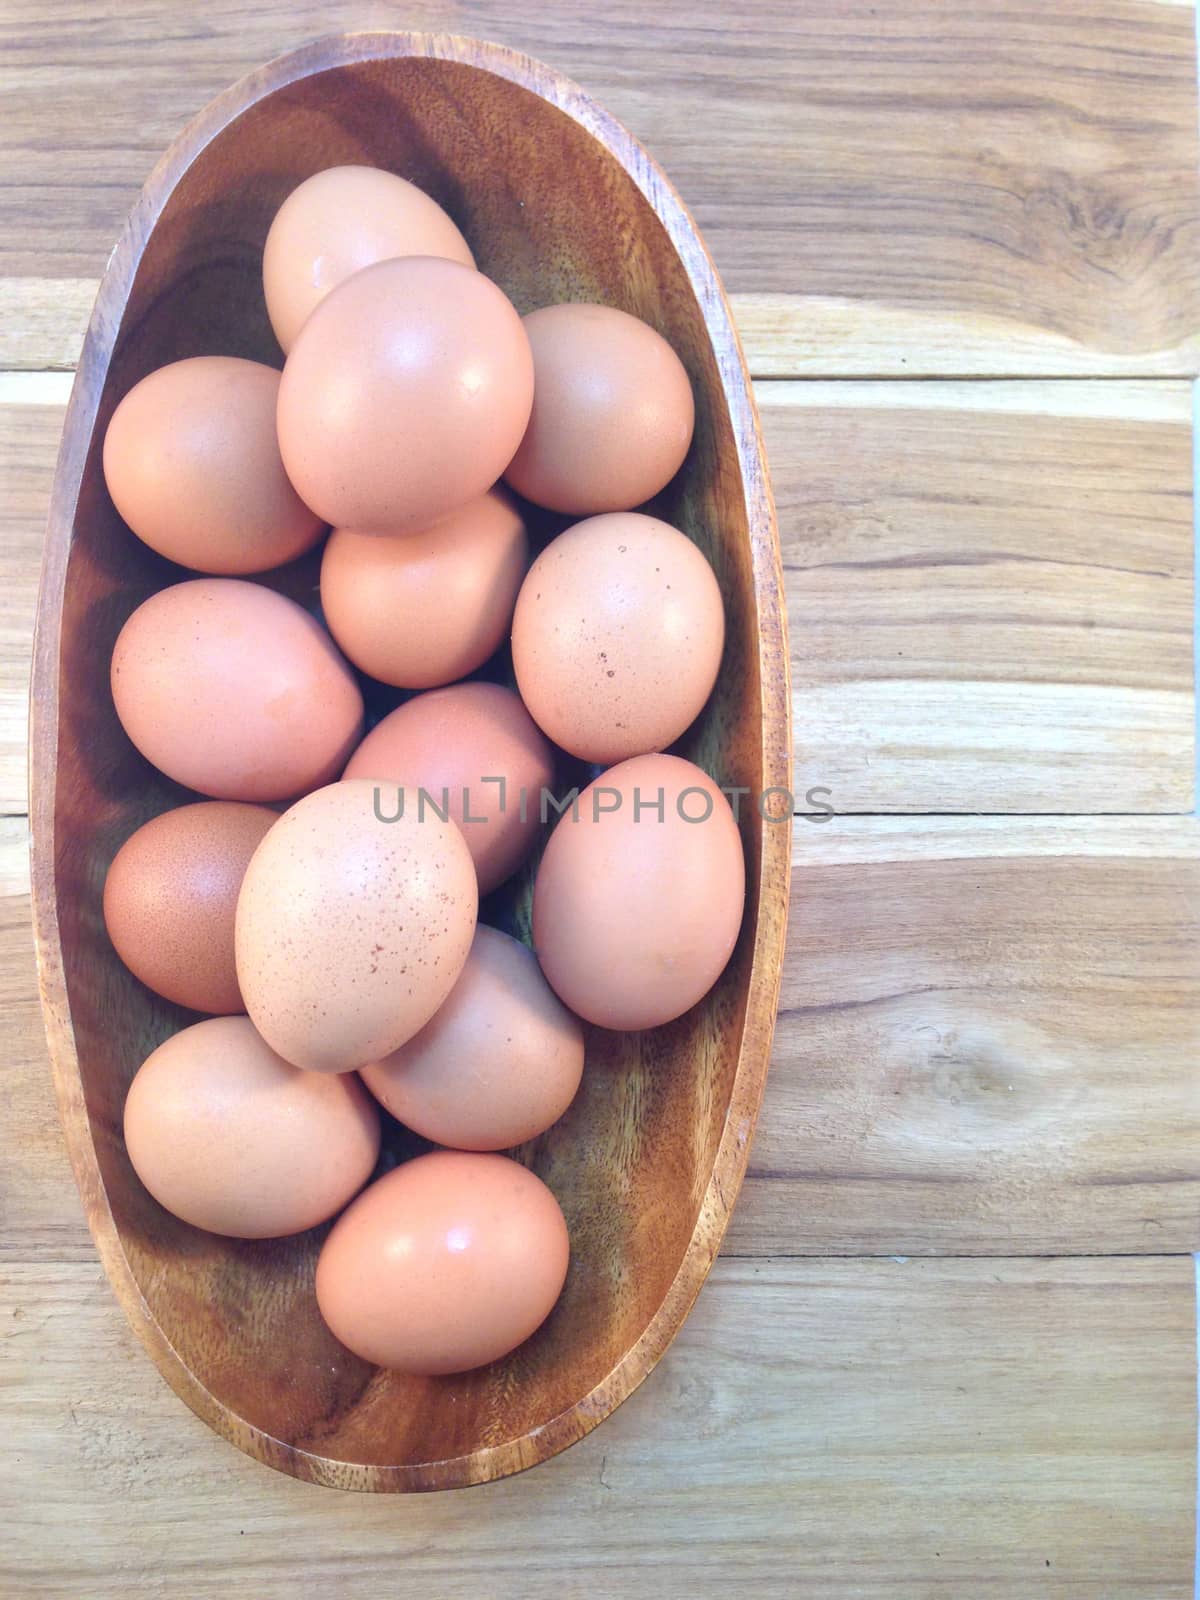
[{"left": 6, "top": 1245, "right": 1194, "bottom": 1266}]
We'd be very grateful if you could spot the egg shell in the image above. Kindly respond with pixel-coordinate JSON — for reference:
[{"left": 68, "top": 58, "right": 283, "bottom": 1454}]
[
  {"left": 235, "top": 778, "right": 477, "bottom": 1073},
  {"left": 343, "top": 683, "right": 555, "bottom": 895},
  {"left": 532, "top": 753, "right": 745, "bottom": 1030},
  {"left": 511, "top": 512, "right": 724, "bottom": 764},
  {"left": 321, "top": 490, "right": 527, "bottom": 688},
  {"left": 315, "top": 1151, "right": 569, "bottom": 1374},
  {"left": 102, "top": 357, "right": 325, "bottom": 574},
  {"left": 504, "top": 302, "right": 694, "bottom": 514},
  {"left": 361, "top": 925, "right": 584, "bottom": 1151},
  {"left": 263, "top": 165, "right": 475, "bottom": 353},
  {"left": 110, "top": 578, "right": 364, "bottom": 802},
  {"left": 123, "top": 1015, "right": 381, "bottom": 1239},
  {"left": 276, "top": 256, "right": 534, "bottom": 535},
  {"left": 103, "top": 801, "right": 277, "bottom": 1013}
]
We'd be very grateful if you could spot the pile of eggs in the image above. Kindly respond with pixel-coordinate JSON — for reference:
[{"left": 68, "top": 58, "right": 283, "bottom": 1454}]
[{"left": 100, "top": 165, "right": 744, "bottom": 1377}]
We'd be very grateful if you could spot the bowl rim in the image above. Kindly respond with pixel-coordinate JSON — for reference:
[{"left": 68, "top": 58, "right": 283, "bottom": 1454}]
[{"left": 29, "top": 29, "right": 793, "bottom": 1492}]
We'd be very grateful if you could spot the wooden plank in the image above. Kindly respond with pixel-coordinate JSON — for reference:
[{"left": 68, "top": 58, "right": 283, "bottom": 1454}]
[
  {"left": 0, "top": 399, "right": 52, "bottom": 815},
  {"left": 0, "top": 278, "right": 93, "bottom": 371},
  {"left": 6, "top": 816, "right": 1199, "bottom": 1263},
  {"left": 0, "top": 401, "right": 53, "bottom": 815},
  {"left": 0, "top": 820, "right": 86, "bottom": 1263},
  {"left": 0, "top": 1255, "right": 1191, "bottom": 1598},
  {"left": 1, "top": 0, "right": 1199, "bottom": 376},
  {"left": 768, "top": 381, "right": 1195, "bottom": 814},
  {"left": 734, "top": 293, "right": 1200, "bottom": 379},
  {"left": 15, "top": 281, "right": 1200, "bottom": 380},
  {"left": 1, "top": 380, "right": 1191, "bottom": 818},
  {"left": 729, "top": 814, "right": 1200, "bottom": 1256}
]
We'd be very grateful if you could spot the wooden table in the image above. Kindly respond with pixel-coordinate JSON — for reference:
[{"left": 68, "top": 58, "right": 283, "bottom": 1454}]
[{"left": 2, "top": 4, "right": 1197, "bottom": 1595}]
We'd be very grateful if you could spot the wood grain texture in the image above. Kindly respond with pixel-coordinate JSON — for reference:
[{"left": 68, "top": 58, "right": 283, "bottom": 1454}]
[
  {"left": 730, "top": 814, "right": 1200, "bottom": 1256},
  {"left": 770, "top": 381, "right": 1195, "bottom": 813},
  {"left": 1, "top": 0, "right": 1198, "bottom": 375},
  {"left": 1, "top": 1255, "right": 1193, "bottom": 1600},
  {"left": 0, "top": 279, "right": 94, "bottom": 371},
  {"left": 29, "top": 33, "right": 790, "bottom": 1492},
  {"left": 0, "top": 821, "right": 94, "bottom": 1265},
  {"left": 0, "top": 404, "right": 54, "bottom": 815},
  {"left": 734, "top": 293, "right": 1200, "bottom": 379}
]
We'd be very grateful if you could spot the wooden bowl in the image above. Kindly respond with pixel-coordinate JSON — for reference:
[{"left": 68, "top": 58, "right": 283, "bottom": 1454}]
[{"left": 30, "top": 32, "right": 791, "bottom": 1492}]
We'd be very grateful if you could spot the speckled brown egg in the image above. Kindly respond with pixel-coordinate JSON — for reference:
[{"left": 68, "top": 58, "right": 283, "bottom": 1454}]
[
  {"left": 110, "top": 579, "right": 363, "bottom": 801},
  {"left": 276, "top": 257, "right": 534, "bottom": 535},
  {"left": 102, "top": 357, "right": 325, "bottom": 574},
  {"left": 511, "top": 512, "right": 724, "bottom": 763},
  {"left": 533, "top": 754, "right": 745, "bottom": 1030},
  {"left": 320, "top": 490, "right": 527, "bottom": 688},
  {"left": 360, "top": 925, "right": 584, "bottom": 1150},
  {"left": 504, "top": 302, "right": 694, "bottom": 513},
  {"left": 235, "top": 779, "right": 477, "bottom": 1073},
  {"left": 342, "top": 683, "right": 555, "bottom": 895},
  {"left": 263, "top": 166, "right": 475, "bottom": 353},
  {"left": 103, "top": 801, "right": 277, "bottom": 1013},
  {"left": 315, "top": 1151, "right": 569, "bottom": 1373},
  {"left": 124, "top": 1015, "right": 381, "bottom": 1238}
]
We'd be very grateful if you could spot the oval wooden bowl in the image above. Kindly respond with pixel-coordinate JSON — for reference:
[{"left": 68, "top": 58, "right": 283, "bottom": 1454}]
[{"left": 30, "top": 32, "right": 791, "bottom": 1492}]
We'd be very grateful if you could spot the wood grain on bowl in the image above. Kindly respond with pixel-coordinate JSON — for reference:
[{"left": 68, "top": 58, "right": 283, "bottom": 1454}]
[{"left": 28, "top": 33, "right": 790, "bottom": 1492}]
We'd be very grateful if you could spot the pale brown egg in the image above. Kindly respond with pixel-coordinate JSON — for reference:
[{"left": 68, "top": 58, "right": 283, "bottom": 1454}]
[
  {"left": 277, "top": 257, "right": 534, "bottom": 535},
  {"left": 110, "top": 579, "right": 363, "bottom": 801},
  {"left": 504, "top": 302, "right": 694, "bottom": 513},
  {"left": 511, "top": 512, "right": 724, "bottom": 763},
  {"left": 343, "top": 682, "right": 555, "bottom": 895},
  {"left": 102, "top": 357, "right": 325, "bottom": 574},
  {"left": 235, "top": 779, "right": 477, "bottom": 1073},
  {"left": 321, "top": 490, "right": 527, "bottom": 688},
  {"left": 263, "top": 165, "right": 475, "bottom": 353},
  {"left": 315, "top": 1151, "right": 569, "bottom": 1373},
  {"left": 103, "top": 801, "right": 277, "bottom": 1014},
  {"left": 533, "top": 754, "right": 745, "bottom": 1030},
  {"left": 124, "top": 1015, "right": 381, "bottom": 1239},
  {"left": 361, "top": 925, "right": 584, "bottom": 1151}
]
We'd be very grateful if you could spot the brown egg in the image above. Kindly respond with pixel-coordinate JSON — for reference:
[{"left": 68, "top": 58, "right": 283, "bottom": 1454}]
[
  {"left": 504, "top": 303, "right": 694, "bottom": 513},
  {"left": 321, "top": 490, "right": 527, "bottom": 688},
  {"left": 342, "top": 683, "right": 555, "bottom": 894},
  {"left": 235, "top": 779, "right": 477, "bottom": 1073},
  {"left": 102, "top": 357, "right": 325, "bottom": 574},
  {"left": 277, "top": 257, "right": 534, "bottom": 535},
  {"left": 511, "top": 512, "right": 724, "bottom": 763},
  {"left": 315, "top": 1151, "right": 569, "bottom": 1373},
  {"left": 110, "top": 579, "right": 363, "bottom": 802},
  {"left": 124, "top": 1016, "right": 381, "bottom": 1239},
  {"left": 361, "top": 925, "right": 584, "bottom": 1151},
  {"left": 103, "top": 802, "right": 277, "bottom": 1013},
  {"left": 533, "top": 754, "right": 745, "bottom": 1030},
  {"left": 263, "top": 165, "right": 475, "bottom": 353}
]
